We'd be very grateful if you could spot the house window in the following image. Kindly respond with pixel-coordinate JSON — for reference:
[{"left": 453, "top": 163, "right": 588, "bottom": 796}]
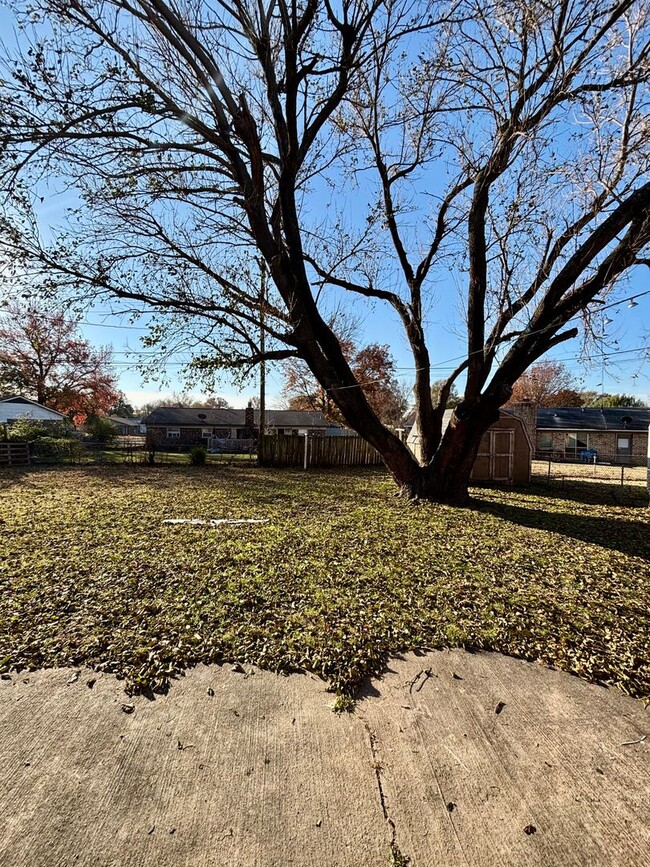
[
  {"left": 565, "top": 432, "right": 588, "bottom": 454},
  {"left": 616, "top": 435, "right": 632, "bottom": 459},
  {"left": 539, "top": 432, "right": 553, "bottom": 451},
  {"left": 201, "top": 427, "right": 212, "bottom": 438},
  {"left": 276, "top": 428, "right": 285, "bottom": 435},
  {"left": 166, "top": 428, "right": 180, "bottom": 439},
  {"left": 213, "top": 428, "right": 230, "bottom": 438}
]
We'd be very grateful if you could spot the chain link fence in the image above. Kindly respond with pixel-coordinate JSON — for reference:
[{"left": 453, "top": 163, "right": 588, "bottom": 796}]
[{"left": 531, "top": 456, "right": 648, "bottom": 503}]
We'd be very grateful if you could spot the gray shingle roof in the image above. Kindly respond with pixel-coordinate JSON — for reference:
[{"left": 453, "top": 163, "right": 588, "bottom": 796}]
[
  {"left": 108, "top": 415, "right": 142, "bottom": 426},
  {"left": 537, "top": 407, "right": 650, "bottom": 432},
  {"left": 143, "top": 407, "right": 332, "bottom": 428}
]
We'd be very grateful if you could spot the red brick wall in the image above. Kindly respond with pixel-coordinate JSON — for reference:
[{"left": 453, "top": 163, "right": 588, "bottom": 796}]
[
  {"left": 147, "top": 425, "right": 205, "bottom": 447},
  {"left": 536, "top": 429, "right": 647, "bottom": 466}
]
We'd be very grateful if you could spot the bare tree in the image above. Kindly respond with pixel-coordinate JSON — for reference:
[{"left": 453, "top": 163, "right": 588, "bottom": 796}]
[{"left": 1, "top": 0, "right": 649, "bottom": 502}]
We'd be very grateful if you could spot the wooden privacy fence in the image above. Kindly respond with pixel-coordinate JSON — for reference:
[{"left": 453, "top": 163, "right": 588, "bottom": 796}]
[
  {"left": 0, "top": 442, "right": 30, "bottom": 466},
  {"left": 258, "top": 434, "right": 384, "bottom": 468}
]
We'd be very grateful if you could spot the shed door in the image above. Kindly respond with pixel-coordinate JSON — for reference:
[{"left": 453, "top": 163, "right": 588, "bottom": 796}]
[{"left": 491, "top": 429, "right": 514, "bottom": 481}]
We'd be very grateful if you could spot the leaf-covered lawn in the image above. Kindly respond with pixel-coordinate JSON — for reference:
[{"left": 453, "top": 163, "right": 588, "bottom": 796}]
[{"left": 1, "top": 465, "right": 648, "bottom": 699}]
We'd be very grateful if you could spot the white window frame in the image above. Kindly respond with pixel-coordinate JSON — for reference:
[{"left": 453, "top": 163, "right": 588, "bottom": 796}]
[
  {"left": 166, "top": 428, "right": 181, "bottom": 439},
  {"left": 616, "top": 435, "right": 632, "bottom": 454},
  {"left": 201, "top": 427, "right": 212, "bottom": 438}
]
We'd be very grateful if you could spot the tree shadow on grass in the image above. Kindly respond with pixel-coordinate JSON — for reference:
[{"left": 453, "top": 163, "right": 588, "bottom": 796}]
[
  {"left": 525, "top": 478, "right": 649, "bottom": 508},
  {"left": 474, "top": 496, "right": 650, "bottom": 561}
]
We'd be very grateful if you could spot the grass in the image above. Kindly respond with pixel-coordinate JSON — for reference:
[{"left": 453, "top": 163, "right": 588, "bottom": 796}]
[{"left": 0, "top": 464, "right": 648, "bottom": 700}]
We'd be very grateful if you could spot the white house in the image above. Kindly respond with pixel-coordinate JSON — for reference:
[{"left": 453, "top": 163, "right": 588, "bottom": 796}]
[{"left": 0, "top": 396, "right": 67, "bottom": 424}]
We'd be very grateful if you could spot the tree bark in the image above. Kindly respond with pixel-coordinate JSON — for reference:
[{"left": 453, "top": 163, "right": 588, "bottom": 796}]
[{"left": 387, "top": 400, "right": 501, "bottom": 504}]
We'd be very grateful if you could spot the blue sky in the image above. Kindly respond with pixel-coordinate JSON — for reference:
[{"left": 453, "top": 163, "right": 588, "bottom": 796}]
[
  {"left": 1, "top": 3, "right": 649, "bottom": 411},
  {"left": 75, "top": 271, "right": 650, "bottom": 410}
]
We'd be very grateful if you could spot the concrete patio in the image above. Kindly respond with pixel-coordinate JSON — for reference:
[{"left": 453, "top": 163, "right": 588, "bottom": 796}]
[{"left": 1, "top": 650, "right": 648, "bottom": 866}]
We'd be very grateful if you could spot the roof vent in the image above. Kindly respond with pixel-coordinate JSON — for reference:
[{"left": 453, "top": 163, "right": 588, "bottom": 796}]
[
  {"left": 197, "top": 413, "right": 207, "bottom": 420},
  {"left": 621, "top": 415, "right": 633, "bottom": 428}
]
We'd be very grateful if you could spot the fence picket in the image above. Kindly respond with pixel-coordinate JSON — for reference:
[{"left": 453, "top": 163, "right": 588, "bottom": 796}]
[{"left": 258, "top": 435, "right": 383, "bottom": 468}]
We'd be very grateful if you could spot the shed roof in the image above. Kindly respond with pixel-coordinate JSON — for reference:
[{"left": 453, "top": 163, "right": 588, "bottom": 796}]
[
  {"left": 537, "top": 407, "right": 650, "bottom": 432},
  {"left": 143, "top": 407, "right": 333, "bottom": 428},
  {"left": 407, "top": 408, "right": 527, "bottom": 442}
]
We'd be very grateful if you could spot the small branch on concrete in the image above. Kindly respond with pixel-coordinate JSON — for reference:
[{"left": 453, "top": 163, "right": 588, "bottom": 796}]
[{"left": 407, "top": 667, "right": 436, "bottom": 694}]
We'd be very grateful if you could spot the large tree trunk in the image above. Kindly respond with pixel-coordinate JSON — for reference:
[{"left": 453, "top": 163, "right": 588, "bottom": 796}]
[{"left": 385, "top": 402, "right": 501, "bottom": 505}]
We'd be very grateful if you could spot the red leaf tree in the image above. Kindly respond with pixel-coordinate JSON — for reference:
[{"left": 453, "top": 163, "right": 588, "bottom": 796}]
[
  {"left": 505, "top": 361, "right": 584, "bottom": 407},
  {"left": 0, "top": 303, "right": 120, "bottom": 424},
  {"left": 283, "top": 342, "right": 407, "bottom": 427}
]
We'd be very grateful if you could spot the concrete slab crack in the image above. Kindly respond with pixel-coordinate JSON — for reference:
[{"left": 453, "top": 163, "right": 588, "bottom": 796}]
[{"left": 360, "top": 716, "right": 412, "bottom": 867}]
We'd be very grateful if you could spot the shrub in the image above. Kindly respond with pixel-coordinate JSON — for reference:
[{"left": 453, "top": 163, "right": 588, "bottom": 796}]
[
  {"left": 8, "top": 417, "right": 76, "bottom": 441},
  {"left": 189, "top": 445, "right": 207, "bottom": 466},
  {"left": 32, "top": 437, "right": 87, "bottom": 463},
  {"left": 86, "top": 415, "right": 118, "bottom": 443}
]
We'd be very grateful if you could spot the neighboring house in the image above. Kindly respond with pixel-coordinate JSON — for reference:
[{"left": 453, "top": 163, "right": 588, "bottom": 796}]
[
  {"left": 143, "top": 406, "right": 334, "bottom": 447},
  {"left": 407, "top": 407, "right": 533, "bottom": 485},
  {"left": 0, "top": 396, "right": 67, "bottom": 424},
  {"left": 536, "top": 407, "right": 650, "bottom": 466},
  {"left": 108, "top": 415, "right": 145, "bottom": 436}
]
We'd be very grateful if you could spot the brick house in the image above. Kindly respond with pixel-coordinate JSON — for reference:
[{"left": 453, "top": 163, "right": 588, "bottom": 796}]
[
  {"left": 536, "top": 407, "right": 650, "bottom": 466},
  {"left": 143, "top": 406, "right": 332, "bottom": 449}
]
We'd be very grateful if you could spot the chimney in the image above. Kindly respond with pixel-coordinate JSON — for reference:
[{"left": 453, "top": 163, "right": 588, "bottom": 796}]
[
  {"left": 509, "top": 400, "right": 537, "bottom": 445},
  {"left": 244, "top": 401, "right": 255, "bottom": 437}
]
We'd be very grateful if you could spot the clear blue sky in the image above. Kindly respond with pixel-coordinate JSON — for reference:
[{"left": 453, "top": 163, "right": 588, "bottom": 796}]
[
  {"left": 1, "top": 3, "right": 648, "bottom": 411},
  {"left": 68, "top": 265, "right": 650, "bottom": 411}
]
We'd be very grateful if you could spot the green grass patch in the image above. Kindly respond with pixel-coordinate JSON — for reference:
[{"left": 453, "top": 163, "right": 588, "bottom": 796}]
[{"left": 1, "top": 465, "right": 648, "bottom": 699}]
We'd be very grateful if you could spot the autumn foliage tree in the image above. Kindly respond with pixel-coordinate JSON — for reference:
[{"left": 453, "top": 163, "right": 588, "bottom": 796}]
[
  {"left": 506, "top": 362, "right": 584, "bottom": 407},
  {"left": 0, "top": 303, "right": 120, "bottom": 423},
  {"left": 283, "top": 343, "right": 407, "bottom": 426}
]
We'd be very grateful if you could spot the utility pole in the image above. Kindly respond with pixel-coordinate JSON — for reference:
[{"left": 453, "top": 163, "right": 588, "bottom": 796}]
[{"left": 259, "top": 258, "right": 267, "bottom": 445}]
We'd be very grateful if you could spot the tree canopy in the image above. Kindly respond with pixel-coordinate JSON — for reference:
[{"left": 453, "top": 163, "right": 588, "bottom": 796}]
[
  {"left": 580, "top": 391, "right": 647, "bottom": 408},
  {"left": 0, "top": 302, "right": 120, "bottom": 422},
  {"left": 507, "top": 361, "right": 648, "bottom": 406},
  {"left": 1, "top": 0, "right": 649, "bottom": 501},
  {"left": 283, "top": 341, "right": 407, "bottom": 425},
  {"left": 506, "top": 361, "right": 584, "bottom": 407}
]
